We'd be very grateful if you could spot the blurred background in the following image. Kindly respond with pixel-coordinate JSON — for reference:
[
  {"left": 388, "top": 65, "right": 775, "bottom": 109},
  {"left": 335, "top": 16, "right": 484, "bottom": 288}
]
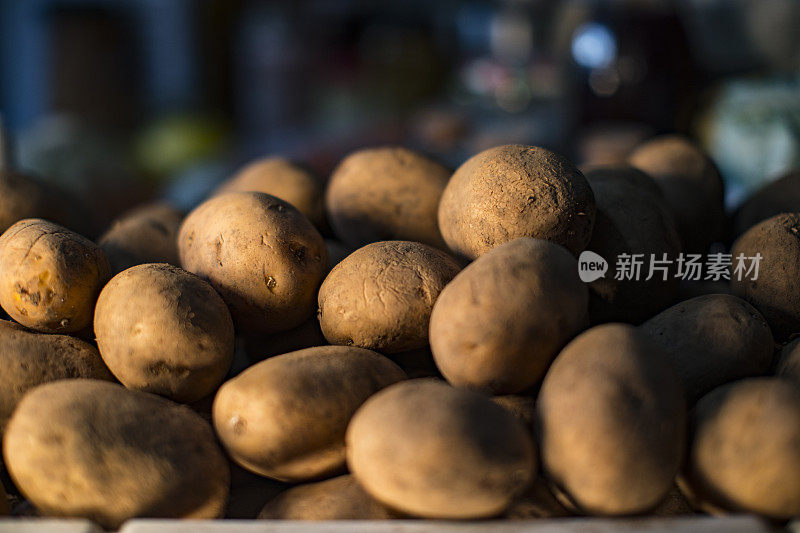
[{"left": 1, "top": 0, "right": 799, "bottom": 231}]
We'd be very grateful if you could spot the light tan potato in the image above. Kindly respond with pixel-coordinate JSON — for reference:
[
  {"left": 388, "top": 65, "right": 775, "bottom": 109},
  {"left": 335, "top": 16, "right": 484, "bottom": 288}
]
[
  {"left": 94, "top": 263, "right": 234, "bottom": 403},
  {"left": 346, "top": 379, "right": 535, "bottom": 519},
  {"left": 536, "top": 323, "right": 686, "bottom": 515},
  {"left": 734, "top": 169, "right": 800, "bottom": 237},
  {"left": 438, "top": 144, "right": 596, "bottom": 259},
  {"left": 0, "top": 219, "right": 110, "bottom": 333},
  {"left": 98, "top": 202, "right": 184, "bottom": 274},
  {"left": 258, "top": 475, "right": 397, "bottom": 520},
  {"left": 216, "top": 157, "right": 325, "bottom": 229},
  {"left": 213, "top": 346, "right": 406, "bottom": 482},
  {"left": 430, "top": 238, "right": 587, "bottom": 394},
  {"left": 681, "top": 378, "right": 800, "bottom": 519},
  {"left": 178, "top": 191, "right": 327, "bottom": 334},
  {"left": 325, "top": 147, "right": 450, "bottom": 248},
  {"left": 318, "top": 241, "right": 460, "bottom": 353},
  {"left": 3, "top": 379, "right": 229, "bottom": 529}
]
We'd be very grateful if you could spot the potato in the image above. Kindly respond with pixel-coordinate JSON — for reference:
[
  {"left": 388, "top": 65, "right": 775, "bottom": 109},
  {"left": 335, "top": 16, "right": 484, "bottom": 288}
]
[
  {"left": 318, "top": 240, "right": 460, "bottom": 353},
  {"left": 216, "top": 157, "right": 325, "bottom": 229},
  {"left": 0, "top": 171, "right": 80, "bottom": 235},
  {"left": 94, "top": 263, "right": 234, "bottom": 403},
  {"left": 213, "top": 345, "right": 406, "bottom": 482},
  {"left": 0, "top": 319, "right": 113, "bottom": 433},
  {"left": 504, "top": 478, "right": 571, "bottom": 519},
  {"left": 492, "top": 394, "right": 536, "bottom": 434},
  {"left": 98, "top": 202, "right": 184, "bottom": 274},
  {"left": 640, "top": 295, "right": 774, "bottom": 404},
  {"left": 438, "top": 144, "right": 595, "bottom": 259},
  {"left": 387, "top": 346, "right": 442, "bottom": 379},
  {"left": 346, "top": 379, "right": 534, "bottom": 519},
  {"left": 0, "top": 219, "right": 110, "bottom": 333},
  {"left": 242, "top": 317, "right": 327, "bottom": 364},
  {"left": 730, "top": 213, "right": 800, "bottom": 341},
  {"left": 430, "top": 238, "right": 587, "bottom": 393},
  {"left": 734, "top": 169, "right": 800, "bottom": 237},
  {"left": 3, "top": 379, "right": 229, "bottom": 529},
  {"left": 178, "top": 191, "right": 327, "bottom": 334},
  {"left": 536, "top": 323, "right": 686, "bottom": 515},
  {"left": 628, "top": 135, "right": 725, "bottom": 253},
  {"left": 258, "top": 475, "right": 396, "bottom": 520},
  {"left": 584, "top": 166, "right": 682, "bottom": 324},
  {"left": 681, "top": 378, "right": 800, "bottom": 519},
  {"left": 325, "top": 147, "right": 450, "bottom": 248},
  {"left": 777, "top": 337, "right": 800, "bottom": 382}
]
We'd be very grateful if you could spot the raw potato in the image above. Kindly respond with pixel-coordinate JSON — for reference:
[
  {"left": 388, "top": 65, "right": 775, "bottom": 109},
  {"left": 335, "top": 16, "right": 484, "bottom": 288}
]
[
  {"left": 640, "top": 294, "right": 774, "bottom": 404},
  {"left": 536, "top": 323, "right": 686, "bottom": 515},
  {"left": 438, "top": 144, "right": 595, "bottom": 259},
  {"left": 318, "top": 241, "right": 460, "bottom": 353},
  {"left": 505, "top": 478, "right": 571, "bottom": 519},
  {"left": 178, "top": 191, "right": 327, "bottom": 334},
  {"left": 3, "top": 379, "right": 229, "bottom": 529},
  {"left": 430, "top": 238, "right": 587, "bottom": 394},
  {"left": 0, "top": 219, "right": 110, "bottom": 333},
  {"left": 98, "top": 202, "right": 184, "bottom": 274},
  {"left": 492, "top": 395, "right": 536, "bottom": 434},
  {"left": 94, "top": 263, "right": 235, "bottom": 403},
  {"left": 0, "top": 171, "right": 80, "bottom": 235},
  {"left": 242, "top": 317, "right": 327, "bottom": 364},
  {"left": 777, "top": 337, "right": 800, "bottom": 382},
  {"left": 628, "top": 135, "right": 725, "bottom": 253},
  {"left": 730, "top": 213, "right": 800, "bottom": 341},
  {"left": 585, "top": 166, "right": 681, "bottom": 324},
  {"left": 734, "top": 169, "right": 800, "bottom": 237},
  {"left": 0, "top": 319, "right": 113, "bottom": 433},
  {"left": 681, "top": 378, "right": 800, "bottom": 519},
  {"left": 216, "top": 157, "right": 325, "bottom": 229},
  {"left": 325, "top": 147, "right": 450, "bottom": 248},
  {"left": 346, "top": 379, "right": 535, "bottom": 519},
  {"left": 258, "top": 475, "right": 396, "bottom": 520},
  {"left": 213, "top": 346, "right": 406, "bottom": 482}
]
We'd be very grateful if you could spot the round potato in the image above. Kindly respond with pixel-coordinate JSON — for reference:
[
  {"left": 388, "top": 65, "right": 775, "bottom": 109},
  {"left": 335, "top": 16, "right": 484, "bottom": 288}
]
[
  {"left": 438, "top": 144, "right": 595, "bottom": 259},
  {"left": 734, "top": 169, "right": 800, "bottom": 237},
  {"left": 216, "top": 157, "right": 325, "bottom": 229},
  {"left": 3, "top": 379, "right": 229, "bottom": 529},
  {"left": 178, "top": 191, "right": 327, "bottom": 334},
  {"left": 318, "top": 240, "right": 460, "bottom": 353},
  {"left": 0, "top": 218, "right": 110, "bottom": 333},
  {"left": 325, "top": 147, "right": 450, "bottom": 248},
  {"left": 258, "top": 475, "right": 396, "bottom": 520},
  {"left": 98, "top": 202, "right": 184, "bottom": 274},
  {"left": 730, "top": 213, "right": 800, "bottom": 341},
  {"left": 682, "top": 378, "right": 800, "bottom": 519},
  {"left": 346, "top": 379, "right": 535, "bottom": 519},
  {"left": 430, "top": 238, "right": 587, "bottom": 394},
  {"left": 94, "top": 263, "right": 234, "bottom": 403},
  {"left": 536, "top": 323, "right": 686, "bottom": 515},
  {"left": 640, "top": 294, "right": 774, "bottom": 404},
  {"left": 213, "top": 345, "right": 406, "bottom": 482}
]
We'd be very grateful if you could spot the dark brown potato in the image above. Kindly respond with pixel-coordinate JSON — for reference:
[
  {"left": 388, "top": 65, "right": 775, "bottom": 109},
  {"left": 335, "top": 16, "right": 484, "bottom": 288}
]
[
  {"left": 325, "top": 147, "right": 450, "bottom": 249},
  {"left": 640, "top": 294, "right": 774, "bottom": 404},
  {"left": 318, "top": 241, "right": 460, "bottom": 354},
  {"left": 652, "top": 486, "right": 695, "bottom": 517},
  {"left": 734, "top": 169, "right": 800, "bottom": 237},
  {"left": 0, "top": 171, "right": 81, "bottom": 235},
  {"left": 242, "top": 317, "right": 327, "bottom": 364},
  {"left": 0, "top": 219, "right": 110, "bottom": 333},
  {"left": 628, "top": 135, "right": 725, "bottom": 253},
  {"left": 777, "top": 337, "right": 800, "bottom": 382},
  {"left": 430, "top": 238, "right": 587, "bottom": 394},
  {"left": 98, "top": 202, "right": 184, "bottom": 274},
  {"left": 388, "top": 346, "right": 442, "bottom": 379},
  {"left": 178, "top": 191, "right": 327, "bottom": 334},
  {"left": 3, "top": 379, "right": 229, "bottom": 529},
  {"left": 536, "top": 323, "right": 686, "bottom": 515},
  {"left": 492, "top": 395, "right": 536, "bottom": 434},
  {"left": 438, "top": 144, "right": 595, "bottom": 259},
  {"left": 730, "top": 213, "right": 800, "bottom": 341},
  {"left": 504, "top": 478, "right": 571, "bottom": 519}
]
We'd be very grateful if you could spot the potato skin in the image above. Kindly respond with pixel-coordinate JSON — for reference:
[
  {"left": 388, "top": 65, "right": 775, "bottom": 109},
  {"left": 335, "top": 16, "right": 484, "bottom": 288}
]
[
  {"left": 0, "top": 219, "right": 111, "bottom": 333},
  {"left": 730, "top": 213, "right": 800, "bottom": 341},
  {"left": 640, "top": 295, "right": 774, "bottom": 404},
  {"left": 536, "top": 323, "right": 686, "bottom": 515},
  {"left": 430, "top": 238, "right": 587, "bottom": 394},
  {"left": 325, "top": 147, "right": 450, "bottom": 249},
  {"left": 3, "top": 379, "right": 229, "bottom": 529},
  {"left": 346, "top": 379, "right": 535, "bottom": 519},
  {"left": 777, "top": 337, "right": 800, "bottom": 382},
  {"left": 94, "top": 263, "right": 234, "bottom": 403},
  {"left": 682, "top": 378, "right": 800, "bottom": 519},
  {"left": 178, "top": 192, "right": 327, "bottom": 334},
  {"left": 734, "top": 169, "right": 800, "bottom": 237},
  {"left": 318, "top": 241, "right": 460, "bottom": 353},
  {"left": 213, "top": 346, "right": 406, "bottom": 482},
  {"left": 438, "top": 144, "right": 595, "bottom": 259}
]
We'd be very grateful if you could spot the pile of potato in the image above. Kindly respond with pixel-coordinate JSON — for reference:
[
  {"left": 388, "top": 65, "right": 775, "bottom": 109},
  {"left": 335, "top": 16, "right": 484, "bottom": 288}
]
[{"left": 0, "top": 137, "right": 799, "bottom": 528}]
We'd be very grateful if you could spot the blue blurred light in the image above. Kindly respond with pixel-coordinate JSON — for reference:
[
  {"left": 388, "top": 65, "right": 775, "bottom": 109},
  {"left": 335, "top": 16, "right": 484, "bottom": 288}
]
[{"left": 571, "top": 22, "right": 617, "bottom": 69}]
